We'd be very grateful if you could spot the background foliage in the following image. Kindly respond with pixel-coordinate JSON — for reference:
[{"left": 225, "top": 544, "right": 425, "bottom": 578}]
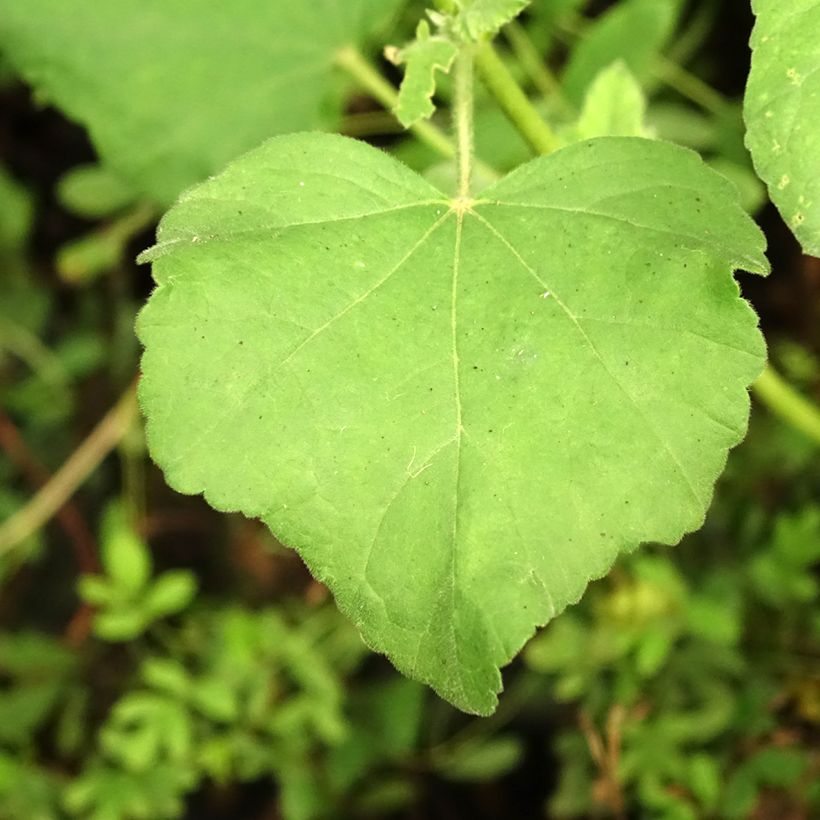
[{"left": 1, "top": 0, "right": 818, "bottom": 817}]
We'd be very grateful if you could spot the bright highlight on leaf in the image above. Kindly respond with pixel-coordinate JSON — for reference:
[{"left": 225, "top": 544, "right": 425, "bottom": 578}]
[
  {"left": 745, "top": 0, "right": 820, "bottom": 256},
  {"left": 138, "top": 132, "right": 767, "bottom": 714},
  {"left": 0, "top": 0, "right": 402, "bottom": 205}
]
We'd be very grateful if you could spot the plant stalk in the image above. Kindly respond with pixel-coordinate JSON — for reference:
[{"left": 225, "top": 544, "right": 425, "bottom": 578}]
[
  {"left": 0, "top": 383, "right": 139, "bottom": 555},
  {"left": 753, "top": 365, "right": 820, "bottom": 446},
  {"left": 474, "top": 41, "right": 559, "bottom": 156},
  {"left": 504, "top": 20, "right": 572, "bottom": 114},
  {"left": 335, "top": 46, "right": 456, "bottom": 159},
  {"left": 454, "top": 46, "right": 475, "bottom": 199}
]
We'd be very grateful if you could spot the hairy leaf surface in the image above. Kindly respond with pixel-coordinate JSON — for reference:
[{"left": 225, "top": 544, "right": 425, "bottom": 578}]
[
  {"left": 138, "top": 133, "right": 767, "bottom": 714},
  {"left": 0, "top": 0, "right": 401, "bottom": 205},
  {"left": 745, "top": 0, "right": 820, "bottom": 255}
]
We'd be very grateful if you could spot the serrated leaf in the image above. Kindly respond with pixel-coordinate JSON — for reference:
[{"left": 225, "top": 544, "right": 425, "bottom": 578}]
[
  {"left": 0, "top": 0, "right": 402, "bottom": 205},
  {"left": 391, "top": 21, "right": 459, "bottom": 127},
  {"left": 562, "top": 0, "right": 680, "bottom": 105},
  {"left": 745, "top": 0, "right": 820, "bottom": 255},
  {"left": 457, "top": 0, "right": 530, "bottom": 40},
  {"left": 574, "top": 61, "right": 650, "bottom": 140},
  {"left": 138, "top": 132, "right": 767, "bottom": 714}
]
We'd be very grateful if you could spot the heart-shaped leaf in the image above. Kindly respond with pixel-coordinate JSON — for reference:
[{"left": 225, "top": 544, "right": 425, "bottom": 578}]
[
  {"left": 138, "top": 133, "right": 767, "bottom": 714},
  {"left": 745, "top": 0, "right": 820, "bottom": 255},
  {"left": 0, "top": 0, "right": 402, "bottom": 205}
]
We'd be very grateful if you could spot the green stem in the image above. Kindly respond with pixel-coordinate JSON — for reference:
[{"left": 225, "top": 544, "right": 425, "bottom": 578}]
[
  {"left": 335, "top": 46, "right": 455, "bottom": 159},
  {"left": 651, "top": 56, "right": 727, "bottom": 117},
  {"left": 0, "top": 383, "right": 139, "bottom": 555},
  {"left": 454, "top": 46, "right": 475, "bottom": 199},
  {"left": 474, "top": 41, "right": 559, "bottom": 156},
  {"left": 557, "top": 11, "right": 728, "bottom": 117},
  {"left": 504, "top": 20, "right": 573, "bottom": 115},
  {"left": 753, "top": 366, "right": 820, "bottom": 446},
  {"left": 335, "top": 46, "right": 498, "bottom": 181}
]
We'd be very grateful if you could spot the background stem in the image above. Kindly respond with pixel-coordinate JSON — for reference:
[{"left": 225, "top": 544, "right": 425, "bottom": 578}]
[
  {"left": 0, "top": 383, "right": 139, "bottom": 555},
  {"left": 474, "top": 41, "right": 559, "bottom": 156},
  {"left": 335, "top": 46, "right": 455, "bottom": 159},
  {"left": 753, "top": 366, "right": 820, "bottom": 446}
]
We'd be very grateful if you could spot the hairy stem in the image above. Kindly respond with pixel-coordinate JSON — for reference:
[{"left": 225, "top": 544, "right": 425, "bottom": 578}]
[
  {"left": 0, "top": 383, "right": 139, "bottom": 555},
  {"left": 753, "top": 366, "right": 820, "bottom": 446},
  {"left": 474, "top": 41, "right": 559, "bottom": 156},
  {"left": 454, "top": 46, "right": 475, "bottom": 199}
]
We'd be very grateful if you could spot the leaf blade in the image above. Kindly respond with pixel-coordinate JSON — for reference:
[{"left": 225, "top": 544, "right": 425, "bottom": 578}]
[
  {"left": 138, "top": 133, "right": 767, "bottom": 714},
  {"left": 745, "top": 0, "right": 820, "bottom": 255}
]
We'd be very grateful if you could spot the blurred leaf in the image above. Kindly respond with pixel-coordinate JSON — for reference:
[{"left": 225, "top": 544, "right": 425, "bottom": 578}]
[
  {"left": 562, "top": 0, "right": 680, "bottom": 105},
  {"left": 0, "top": 0, "right": 405, "bottom": 204},
  {"left": 57, "top": 164, "right": 136, "bottom": 219},
  {"left": 573, "top": 60, "right": 650, "bottom": 140},
  {"left": 64, "top": 761, "right": 196, "bottom": 820},
  {"left": 100, "top": 502, "right": 152, "bottom": 595},
  {"left": 433, "top": 735, "right": 523, "bottom": 781},
  {"left": 0, "top": 165, "right": 33, "bottom": 255},
  {"left": 93, "top": 608, "right": 149, "bottom": 642},
  {"left": 142, "top": 571, "right": 197, "bottom": 619},
  {"left": 0, "top": 753, "right": 61, "bottom": 820}
]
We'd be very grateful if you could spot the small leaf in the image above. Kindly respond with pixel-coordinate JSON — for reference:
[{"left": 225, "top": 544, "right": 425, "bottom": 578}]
[
  {"left": 457, "top": 0, "right": 530, "bottom": 40},
  {"left": 434, "top": 736, "right": 523, "bottom": 781},
  {"left": 562, "top": 0, "right": 680, "bottom": 105},
  {"left": 56, "top": 231, "right": 123, "bottom": 285},
  {"left": 574, "top": 61, "right": 650, "bottom": 140},
  {"left": 138, "top": 133, "right": 767, "bottom": 714},
  {"left": 93, "top": 608, "right": 148, "bottom": 642},
  {"left": 143, "top": 571, "right": 198, "bottom": 618},
  {"left": 100, "top": 502, "right": 151, "bottom": 595},
  {"left": 745, "top": 0, "right": 820, "bottom": 255},
  {"left": 389, "top": 21, "right": 458, "bottom": 128},
  {"left": 77, "top": 575, "right": 117, "bottom": 607},
  {"left": 57, "top": 164, "right": 135, "bottom": 219}
]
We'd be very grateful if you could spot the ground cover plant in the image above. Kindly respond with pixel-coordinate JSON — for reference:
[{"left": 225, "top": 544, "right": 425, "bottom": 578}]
[{"left": 0, "top": 0, "right": 819, "bottom": 817}]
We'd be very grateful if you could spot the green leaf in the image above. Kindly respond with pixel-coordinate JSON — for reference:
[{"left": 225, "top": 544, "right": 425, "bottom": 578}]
[
  {"left": 433, "top": 735, "right": 524, "bottom": 781},
  {"left": 574, "top": 61, "right": 650, "bottom": 140},
  {"left": 138, "top": 132, "right": 767, "bottom": 714},
  {"left": 93, "top": 608, "right": 149, "bottom": 642},
  {"left": 457, "top": 0, "right": 530, "bottom": 40},
  {"left": 143, "top": 571, "right": 198, "bottom": 619},
  {"left": 562, "top": 0, "right": 679, "bottom": 106},
  {"left": 0, "top": 0, "right": 403, "bottom": 205},
  {"left": 57, "top": 164, "right": 136, "bottom": 219},
  {"left": 0, "top": 166, "right": 33, "bottom": 255},
  {"left": 100, "top": 502, "right": 152, "bottom": 595},
  {"left": 390, "top": 21, "right": 459, "bottom": 127},
  {"left": 745, "top": 0, "right": 820, "bottom": 255}
]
